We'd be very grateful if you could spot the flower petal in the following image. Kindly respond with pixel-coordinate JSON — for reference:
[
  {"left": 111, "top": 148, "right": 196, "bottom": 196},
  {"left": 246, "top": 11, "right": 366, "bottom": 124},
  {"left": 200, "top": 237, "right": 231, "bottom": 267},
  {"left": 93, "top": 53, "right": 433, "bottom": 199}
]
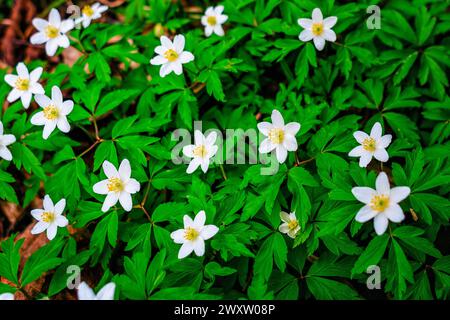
[
  {"left": 373, "top": 214, "right": 389, "bottom": 235},
  {"left": 370, "top": 122, "right": 383, "bottom": 140},
  {"left": 283, "top": 135, "right": 298, "bottom": 151},
  {"left": 119, "top": 192, "right": 133, "bottom": 212},
  {"left": 96, "top": 283, "right": 116, "bottom": 300},
  {"left": 31, "top": 221, "right": 48, "bottom": 235},
  {"left": 257, "top": 122, "right": 273, "bottom": 136},
  {"left": 359, "top": 152, "right": 373, "bottom": 168},
  {"left": 103, "top": 160, "right": 118, "bottom": 178},
  {"left": 56, "top": 215, "right": 69, "bottom": 227},
  {"left": 93, "top": 180, "right": 109, "bottom": 195},
  {"left": 355, "top": 205, "right": 377, "bottom": 223},
  {"left": 376, "top": 172, "right": 390, "bottom": 195},
  {"left": 312, "top": 8, "right": 323, "bottom": 22},
  {"left": 171, "top": 229, "right": 186, "bottom": 244},
  {"left": 125, "top": 179, "right": 140, "bottom": 194},
  {"left": 186, "top": 158, "right": 201, "bottom": 174},
  {"left": 349, "top": 145, "right": 365, "bottom": 157},
  {"left": 173, "top": 35, "right": 185, "bottom": 53},
  {"left": 42, "top": 121, "right": 57, "bottom": 139},
  {"left": 298, "top": 18, "right": 313, "bottom": 29},
  {"left": 379, "top": 134, "right": 392, "bottom": 148},
  {"left": 374, "top": 148, "right": 389, "bottom": 162},
  {"left": 284, "top": 122, "right": 300, "bottom": 136},
  {"left": 384, "top": 203, "right": 405, "bottom": 223},
  {"left": 193, "top": 238, "right": 205, "bottom": 256},
  {"left": 29, "top": 67, "right": 43, "bottom": 83},
  {"left": 353, "top": 131, "right": 369, "bottom": 143},
  {"left": 178, "top": 242, "right": 194, "bottom": 259},
  {"left": 322, "top": 29, "right": 336, "bottom": 42},
  {"left": 119, "top": 159, "right": 131, "bottom": 181},
  {"left": 259, "top": 138, "right": 275, "bottom": 153},
  {"left": 352, "top": 187, "right": 376, "bottom": 204},
  {"left": 43, "top": 194, "right": 54, "bottom": 211},
  {"left": 49, "top": 9, "right": 61, "bottom": 27},
  {"left": 275, "top": 145, "right": 288, "bottom": 163},
  {"left": 390, "top": 187, "right": 410, "bottom": 203},
  {"left": 46, "top": 223, "right": 58, "bottom": 240},
  {"left": 323, "top": 16, "right": 337, "bottom": 28},
  {"left": 193, "top": 210, "right": 206, "bottom": 228},
  {"left": 200, "top": 225, "right": 218, "bottom": 240},
  {"left": 271, "top": 109, "right": 284, "bottom": 127},
  {"left": 54, "top": 199, "right": 66, "bottom": 215},
  {"left": 102, "top": 192, "right": 119, "bottom": 212},
  {"left": 77, "top": 282, "right": 96, "bottom": 300},
  {"left": 16, "top": 62, "right": 29, "bottom": 79},
  {"left": 313, "top": 36, "right": 325, "bottom": 51}
]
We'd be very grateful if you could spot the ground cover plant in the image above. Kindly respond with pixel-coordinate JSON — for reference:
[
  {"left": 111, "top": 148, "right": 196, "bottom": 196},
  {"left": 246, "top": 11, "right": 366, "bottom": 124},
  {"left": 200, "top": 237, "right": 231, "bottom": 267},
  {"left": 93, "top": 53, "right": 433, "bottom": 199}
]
[{"left": 0, "top": 0, "right": 448, "bottom": 301}]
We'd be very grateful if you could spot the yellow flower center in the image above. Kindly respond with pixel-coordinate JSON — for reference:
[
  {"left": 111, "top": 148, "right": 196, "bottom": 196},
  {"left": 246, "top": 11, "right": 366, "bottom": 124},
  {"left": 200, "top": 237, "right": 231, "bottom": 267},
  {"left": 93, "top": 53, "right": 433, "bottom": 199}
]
[
  {"left": 268, "top": 128, "right": 284, "bottom": 144},
  {"left": 15, "top": 78, "right": 29, "bottom": 91},
  {"left": 287, "top": 219, "right": 299, "bottom": 231},
  {"left": 164, "top": 49, "right": 179, "bottom": 62},
  {"left": 82, "top": 5, "right": 94, "bottom": 17},
  {"left": 107, "top": 177, "right": 124, "bottom": 192},
  {"left": 370, "top": 195, "right": 390, "bottom": 212},
  {"left": 193, "top": 145, "right": 207, "bottom": 158},
  {"left": 42, "top": 211, "right": 55, "bottom": 223},
  {"left": 43, "top": 105, "right": 59, "bottom": 120},
  {"left": 184, "top": 227, "right": 199, "bottom": 241},
  {"left": 45, "top": 25, "right": 59, "bottom": 38},
  {"left": 312, "top": 23, "right": 324, "bottom": 36},
  {"left": 207, "top": 16, "right": 217, "bottom": 26},
  {"left": 362, "top": 137, "right": 377, "bottom": 152}
]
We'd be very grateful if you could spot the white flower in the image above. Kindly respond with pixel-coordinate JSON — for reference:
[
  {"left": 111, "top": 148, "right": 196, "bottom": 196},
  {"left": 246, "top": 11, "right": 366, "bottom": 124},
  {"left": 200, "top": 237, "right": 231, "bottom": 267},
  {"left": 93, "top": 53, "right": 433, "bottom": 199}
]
[
  {"left": 0, "top": 121, "right": 16, "bottom": 162},
  {"left": 30, "top": 86, "right": 74, "bottom": 140},
  {"left": 75, "top": 3, "right": 108, "bottom": 28},
  {"left": 150, "top": 35, "right": 194, "bottom": 77},
  {"left": 201, "top": 5, "right": 228, "bottom": 37},
  {"left": 30, "top": 8, "right": 74, "bottom": 56},
  {"left": 77, "top": 282, "right": 116, "bottom": 300},
  {"left": 349, "top": 122, "right": 392, "bottom": 168},
  {"left": 31, "top": 195, "right": 69, "bottom": 241},
  {"left": 170, "top": 210, "right": 219, "bottom": 259},
  {"left": 352, "top": 172, "right": 411, "bottom": 236},
  {"left": 0, "top": 293, "right": 14, "bottom": 300},
  {"left": 182, "top": 131, "right": 218, "bottom": 174},
  {"left": 4, "top": 62, "right": 45, "bottom": 109},
  {"left": 93, "top": 159, "right": 141, "bottom": 212},
  {"left": 279, "top": 211, "right": 300, "bottom": 239},
  {"left": 298, "top": 8, "right": 337, "bottom": 51},
  {"left": 257, "top": 109, "right": 300, "bottom": 164}
]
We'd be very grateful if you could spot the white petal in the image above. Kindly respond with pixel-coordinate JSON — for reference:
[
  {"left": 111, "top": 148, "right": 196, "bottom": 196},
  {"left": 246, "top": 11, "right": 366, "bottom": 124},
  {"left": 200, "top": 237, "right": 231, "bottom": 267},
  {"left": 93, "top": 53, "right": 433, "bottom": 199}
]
[
  {"left": 0, "top": 121, "right": 3, "bottom": 135},
  {"left": 217, "top": 14, "right": 228, "bottom": 24},
  {"left": 125, "top": 179, "right": 140, "bottom": 194},
  {"left": 48, "top": 8, "right": 61, "bottom": 28},
  {"left": 299, "top": 29, "right": 314, "bottom": 42},
  {"left": 60, "top": 100, "right": 74, "bottom": 115},
  {"left": 30, "top": 82, "right": 44, "bottom": 94},
  {"left": 173, "top": 35, "right": 185, "bottom": 53},
  {"left": 376, "top": 172, "right": 390, "bottom": 195},
  {"left": 159, "top": 63, "right": 173, "bottom": 77},
  {"left": 183, "top": 215, "right": 194, "bottom": 228},
  {"left": 150, "top": 55, "right": 167, "bottom": 65},
  {"left": 102, "top": 193, "right": 119, "bottom": 212},
  {"left": 284, "top": 122, "right": 300, "bottom": 136},
  {"left": 374, "top": 148, "right": 389, "bottom": 162},
  {"left": 7, "top": 89, "right": 21, "bottom": 103},
  {"left": 283, "top": 135, "right": 298, "bottom": 151},
  {"left": 312, "top": 8, "right": 323, "bottom": 22},
  {"left": 31, "top": 209, "right": 44, "bottom": 220},
  {"left": 384, "top": 204, "right": 405, "bottom": 223},
  {"left": 178, "top": 242, "right": 194, "bottom": 259},
  {"left": 119, "top": 192, "right": 133, "bottom": 212},
  {"left": 298, "top": 18, "right": 313, "bottom": 29},
  {"left": 93, "top": 180, "right": 109, "bottom": 195},
  {"left": 214, "top": 5, "right": 224, "bottom": 15},
  {"left": 96, "top": 283, "right": 116, "bottom": 300},
  {"left": 200, "top": 158, "right": 210, "bottom": 173},
  {"left": 77, "top": 282, "right": 96, "bottom": 300},
  {"left": 43, "top": 121, "right": 57, "bottom": 139},
  {"left": 21, "top": 91, "right": 32, "bottom": 109},
  {"left": 16, "top": 63, "right": 29, "bottom": 78},
  {"left": 370, "top": 122, "right": 383, "bottom": 140},
  {"left": 194, "top": 130, "right": 205, "bottom": 145},
  {"left": 60, "top": 19, "right": 74, "bottom": 33},
  {"left": 323, "top": 16, "right": 338, "bottom": 28},
  {"left": 271, "top": 109, "right": 284, "bottom": 127},
  {"left": 32, "top": 18, "right": 49, "bottom": 30},
  {"left": 352, "top": 187, "right": 376, "bottom": 204},
  {"left": 45, "top": 39, "right": 59, "bottom": 56},
  {"left": 179, "top": 51, "right": 194, "bottom": 64},
  {"left": 57, "top": 35, "right": 70, "bottom": 48},
  {"left": 35, "top": 94, "right": 51, "bottom": 108},
  {"left": 55, "top": 215, "right": 69, "bottom": 227},
  {"left": 172, "top": 62, "right": 183, "bottom": 75},
  {"left": 186, "top": 158, "right": 201, "bottom": 174},
  {"left": 51, "top": 86, "right": 63, "bottom": 105},
  {"left": 170, "top": 229, "right": 186, "bottom": 244},
  {"left": 214, "top": 25, "right": 225, "bottom": 36},
  {"left": 257, "top": 122, "right": 273, "bottom": 135},
  {"left": 160, "top": 36, "right": 173, "bottom": 50},
  {"left": 103, "top": 160, "right": 118, "bottom": 178},
  {"left": 183, "top": 145, "right": 195, "bottom": 158},
  {"left": 43, "top": 194, "right": 54, "bottom": 211},
  {"left": 0, "top": 293, "right": 14, "bottom": 300},
  {"left": 322, "top": 29, "right": 336, "bottom": 42},
  {"left": 359, "top": 152, "right": 373, "bottom": 168},
  {"left": 373, "top": 214, "right": 389, "bottom": 235},
  {"left": 30, "top": 32, "right": 48, "bottom": 44},
  {"left": 354, "top": 131, "right": 369, "bottom": 143},
  {"left": 193, "top": 238, "right": 205, "bottom": 256},
  {"left": 279, "top": 223, "right": 289, "bottom": 234},
  {"left": 208, "top": 145, "right": 218, "bottom": 158},
  {"left": 390, "top": 187, "right": 410, "bottom": 203},
  {"left": 200, "top": 225, "right": 218, "bottom": 240},
  {"left": 29, "top": 67, "right": 43, "bottom": 83},
  {"left": 379, "top": 135, "right": 392, "bottom": 148},
  {"left": 313, "top": 36, "right": 326, "bottom": 51},
  {"left": 193, "top": 210, "right": 206, "bottom": 228},
  {"left": 205, "top": 26, "right": 213, "bottom": 37},
  {"left": 31, "top": 221, "right": 48, "bottom": 235},
  {"left": 54, "top": 199, "right": 66, "bottom": 215},
  {"left": 119, "top": 159, "right": 131, "bottom": 181},
  {"left": 1, "top": 134, "right": 16, "bottom": 146},
  {"left": 57, "top": 117, "right": 70, "bottom": 133},
  {"left": 46, "top": 223, "right": 58, "bottom": 240},
  {"left": 4, "top": 74, "right": 18, "bottom": 87},
  {"left": 355, "top": 205, "right": 377, "bottom": 223},
  {"left": 154, "top": 45, "right": 166, "bottom": 55},
  {"left": 205, "top": 131, "right": 217, "bottom": 146},
  {"left": 280, "top": 211, "right": 291, "bottom": 223},
  {"left": 349, "top": 145, "right": 365, "bottom": 157},
  {"left": 0, "top": 147, "right": 13, "bottom": 161},
  {"left": 276, "top": 146, "right": 288, "bottom": 163},
  {"left": 259, "top": 138, "right": 276, "bottom": 153}
]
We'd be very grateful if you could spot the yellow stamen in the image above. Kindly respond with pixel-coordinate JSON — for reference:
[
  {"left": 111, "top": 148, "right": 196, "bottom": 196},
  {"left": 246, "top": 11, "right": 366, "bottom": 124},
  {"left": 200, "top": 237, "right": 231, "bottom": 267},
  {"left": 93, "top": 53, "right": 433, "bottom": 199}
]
[
  {"left": 193, "top": 145, "right": 207, "bottom": 158},
  {"left": 82, "top": 5, "right": 94, "bottom": 17},
  {"left": 45, "top": 25, "right": 59, "bottom": 39},
  {"left": 15, "top": 78, "right": 29, "bottom": 91},
  {"left": 268, "top": 128, "right": 284, "bottom": 144},
  {"left": 207, "top": 16, "right": 217, "bottom": 26},
  {"left": 107, "top": 177, "right": 124, "bottom": 192},
  {"left": 287, "top": 219, "right": 299, "bottom": 231},
  {"left": 370, "top": 195, "right": 390, "bottom": 212},
  {"left": 42, "top": 211, "right": 55, "bottom": 223},
  {"left": 43, "top": 105, "right": 59, "bottom": 120},
  {"left": 312, "top": 22, "right": 324, "bottom": 36},
  {"left": 164, "top": 49, "right": 179, "bottom": 62},
  {"left": 184, "top": 227, "right": 199, "bottom": 241},
  {"left": 362, "top": 137, "right": 376, "bottom": 152}
]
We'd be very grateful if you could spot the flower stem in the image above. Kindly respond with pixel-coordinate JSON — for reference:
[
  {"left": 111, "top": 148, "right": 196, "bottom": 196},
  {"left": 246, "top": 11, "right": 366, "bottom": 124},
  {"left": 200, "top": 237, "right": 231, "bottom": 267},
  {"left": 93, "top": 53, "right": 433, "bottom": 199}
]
[{"left": 219, "top": 164, "right": 227, "bottom": 180}]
